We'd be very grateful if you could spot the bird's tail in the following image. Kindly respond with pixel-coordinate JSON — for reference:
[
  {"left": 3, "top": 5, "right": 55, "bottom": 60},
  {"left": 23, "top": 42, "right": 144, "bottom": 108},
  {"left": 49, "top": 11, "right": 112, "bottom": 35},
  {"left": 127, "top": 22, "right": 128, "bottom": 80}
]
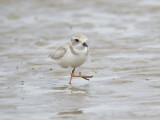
[{"left": 48, "top": 53, "right": 54, "bottom": 59}]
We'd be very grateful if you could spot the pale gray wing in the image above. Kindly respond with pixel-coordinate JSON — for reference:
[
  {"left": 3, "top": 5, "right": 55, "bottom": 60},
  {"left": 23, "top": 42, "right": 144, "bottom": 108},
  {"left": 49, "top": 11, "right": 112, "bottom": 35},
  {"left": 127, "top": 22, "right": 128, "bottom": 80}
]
[{"left": 49, "top": 44, "right": 68, "bottom": 60}]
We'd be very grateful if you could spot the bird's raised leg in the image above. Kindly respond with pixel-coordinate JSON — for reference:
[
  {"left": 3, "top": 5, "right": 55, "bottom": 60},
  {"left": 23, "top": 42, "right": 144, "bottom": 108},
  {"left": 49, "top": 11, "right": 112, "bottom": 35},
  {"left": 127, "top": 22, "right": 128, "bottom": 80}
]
[
  {"left": 69, "top": 68, "right": 93, "bottom": 84},
  {"left": 78, "top": 72, "right": 93, "bottom": 80}
]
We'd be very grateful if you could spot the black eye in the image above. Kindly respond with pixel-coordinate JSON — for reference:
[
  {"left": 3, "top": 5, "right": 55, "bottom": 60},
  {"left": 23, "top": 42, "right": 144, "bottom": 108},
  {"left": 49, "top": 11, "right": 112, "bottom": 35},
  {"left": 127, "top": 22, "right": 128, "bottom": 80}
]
[{"left": 75, "top": 39, "right": 79, "bottom": 42}]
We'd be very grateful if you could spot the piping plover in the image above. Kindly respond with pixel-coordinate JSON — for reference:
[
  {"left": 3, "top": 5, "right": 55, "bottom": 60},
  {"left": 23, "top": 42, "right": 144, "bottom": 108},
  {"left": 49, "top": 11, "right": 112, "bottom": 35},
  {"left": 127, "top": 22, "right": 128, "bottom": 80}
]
[{"left": 49, "top": 33, "right": 93, "bottom": 84}]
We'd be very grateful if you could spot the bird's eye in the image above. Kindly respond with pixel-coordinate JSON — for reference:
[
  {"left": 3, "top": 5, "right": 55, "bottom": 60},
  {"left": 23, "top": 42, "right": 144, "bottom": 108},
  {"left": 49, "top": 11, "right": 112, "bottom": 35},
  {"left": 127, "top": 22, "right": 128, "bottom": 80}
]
[{"left": 75, "top": 39, "right": 79, "bottom": 42}]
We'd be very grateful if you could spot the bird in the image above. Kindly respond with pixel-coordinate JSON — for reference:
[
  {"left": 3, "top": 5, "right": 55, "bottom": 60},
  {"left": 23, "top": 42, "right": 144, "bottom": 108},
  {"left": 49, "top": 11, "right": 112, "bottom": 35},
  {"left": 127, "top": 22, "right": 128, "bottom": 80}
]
[{"left": 49, "top": 33, "right": 93, "bottom": 84}]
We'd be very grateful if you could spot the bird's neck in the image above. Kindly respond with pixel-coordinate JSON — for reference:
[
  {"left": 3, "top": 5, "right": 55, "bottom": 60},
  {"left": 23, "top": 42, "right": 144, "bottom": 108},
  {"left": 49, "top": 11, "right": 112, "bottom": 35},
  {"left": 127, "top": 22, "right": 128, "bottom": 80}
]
[{"left": 72, "top": 45, "right": 88, "bottom": 55}]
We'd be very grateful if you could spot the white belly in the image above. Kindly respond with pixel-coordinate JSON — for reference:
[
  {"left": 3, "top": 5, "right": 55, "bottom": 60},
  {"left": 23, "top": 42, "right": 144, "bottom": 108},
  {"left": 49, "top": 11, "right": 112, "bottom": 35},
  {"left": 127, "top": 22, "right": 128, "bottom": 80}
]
[{"left": 56, "top": 48, "right": 88, "bottom": 68}]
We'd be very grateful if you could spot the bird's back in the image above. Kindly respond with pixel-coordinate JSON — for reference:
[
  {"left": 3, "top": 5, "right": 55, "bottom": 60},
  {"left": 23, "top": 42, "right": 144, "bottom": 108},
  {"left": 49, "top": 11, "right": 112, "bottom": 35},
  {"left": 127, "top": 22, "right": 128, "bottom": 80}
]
[{"left": 49, "top": 43, "right": 69, "bottom": 60}]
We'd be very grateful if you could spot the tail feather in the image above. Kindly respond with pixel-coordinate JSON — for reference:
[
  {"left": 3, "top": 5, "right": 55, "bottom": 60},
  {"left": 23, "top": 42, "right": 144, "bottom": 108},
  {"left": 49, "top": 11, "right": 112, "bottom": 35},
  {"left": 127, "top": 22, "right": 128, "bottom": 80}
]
[{"left": 48, "top": 53, "right": 54, "bottom": 59}]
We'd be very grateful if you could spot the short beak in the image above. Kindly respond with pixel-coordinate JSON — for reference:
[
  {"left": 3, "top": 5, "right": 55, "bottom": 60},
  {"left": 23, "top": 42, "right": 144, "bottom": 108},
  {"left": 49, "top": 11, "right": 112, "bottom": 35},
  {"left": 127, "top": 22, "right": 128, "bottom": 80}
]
[{"left": 82, "top": 42, "right": 88, "bottom": 47}]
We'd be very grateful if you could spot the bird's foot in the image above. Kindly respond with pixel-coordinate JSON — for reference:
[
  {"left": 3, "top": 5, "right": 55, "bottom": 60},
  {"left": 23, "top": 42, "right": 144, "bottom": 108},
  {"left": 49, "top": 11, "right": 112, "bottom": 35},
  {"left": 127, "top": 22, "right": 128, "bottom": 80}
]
[
  {"left": 81, "top": 75, "right": 93, "bottom": 80},
  {"left": 69, "top": 69, "right": 93, "bottom": 84},
  {"left": 71, "top": 73, "right": 93, "bottom": 81}
]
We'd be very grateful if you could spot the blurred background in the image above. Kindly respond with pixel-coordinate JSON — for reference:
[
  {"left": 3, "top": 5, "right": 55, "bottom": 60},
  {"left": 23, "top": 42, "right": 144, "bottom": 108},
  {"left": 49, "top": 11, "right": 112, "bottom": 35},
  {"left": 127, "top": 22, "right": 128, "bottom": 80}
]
[{"left": 0, "top": 0, "right": 160, "bottom": 120}]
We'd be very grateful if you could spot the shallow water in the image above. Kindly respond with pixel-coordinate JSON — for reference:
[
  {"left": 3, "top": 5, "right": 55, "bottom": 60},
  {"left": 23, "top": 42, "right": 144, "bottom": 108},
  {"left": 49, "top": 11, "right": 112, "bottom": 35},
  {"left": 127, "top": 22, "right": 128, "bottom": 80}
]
[{"left": 0, "top": 0, "right": 160, "bottom": 120}]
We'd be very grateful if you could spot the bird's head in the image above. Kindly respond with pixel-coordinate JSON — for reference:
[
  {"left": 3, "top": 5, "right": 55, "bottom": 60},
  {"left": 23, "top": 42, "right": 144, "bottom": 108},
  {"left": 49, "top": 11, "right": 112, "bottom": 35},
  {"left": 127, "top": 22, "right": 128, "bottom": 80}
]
[{"left": 71, "top": 33, "right": 88, "bottom": 50}]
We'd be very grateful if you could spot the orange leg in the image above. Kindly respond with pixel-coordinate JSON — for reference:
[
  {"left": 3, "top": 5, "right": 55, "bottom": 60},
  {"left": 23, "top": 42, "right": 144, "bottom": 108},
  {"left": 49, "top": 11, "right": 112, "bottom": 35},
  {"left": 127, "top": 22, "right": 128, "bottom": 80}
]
[
  {"left": 69, "top": 68, "right": 75, "bottom": 84},
  {"left": 69, "top": 68, "right": 93, "bottom": 84}
]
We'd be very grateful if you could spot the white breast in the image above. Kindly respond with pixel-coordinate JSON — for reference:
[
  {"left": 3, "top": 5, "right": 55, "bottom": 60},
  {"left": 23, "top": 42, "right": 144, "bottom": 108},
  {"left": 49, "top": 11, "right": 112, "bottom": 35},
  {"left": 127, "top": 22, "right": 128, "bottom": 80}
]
[{"left": 56, "top": 46, "right": 88, "bottom": 68}]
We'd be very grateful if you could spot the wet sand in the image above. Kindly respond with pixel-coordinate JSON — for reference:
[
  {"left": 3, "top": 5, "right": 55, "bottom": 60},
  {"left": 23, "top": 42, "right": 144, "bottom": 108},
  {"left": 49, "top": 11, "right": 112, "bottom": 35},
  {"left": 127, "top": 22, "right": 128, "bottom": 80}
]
[{"left": 0, "top": 0, "right": 160, "bottom": 120}]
